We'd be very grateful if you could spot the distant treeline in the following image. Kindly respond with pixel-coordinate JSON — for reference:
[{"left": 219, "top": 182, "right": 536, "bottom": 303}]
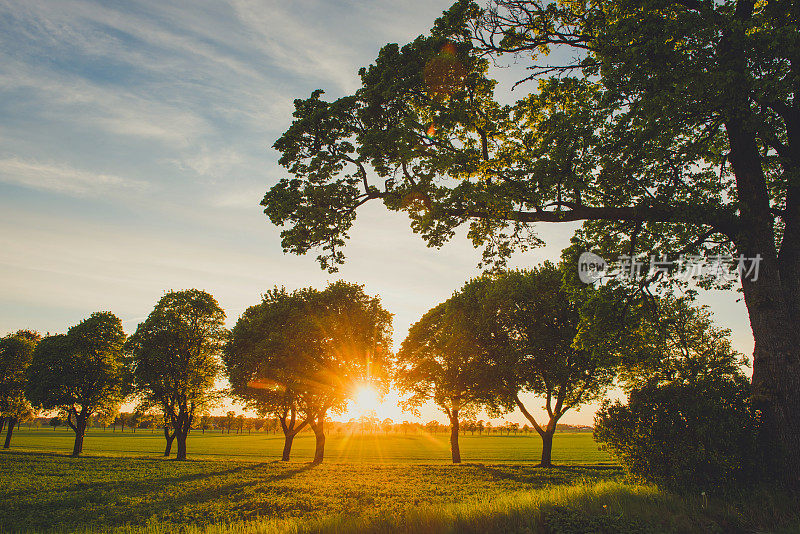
[{"left": 26, "top": 414, "right": 591, "bottom": 435}]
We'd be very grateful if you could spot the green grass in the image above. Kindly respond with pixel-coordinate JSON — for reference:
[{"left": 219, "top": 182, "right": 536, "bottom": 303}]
[
  {"left": 1, "top": 450, "right": 620, "bottom": 532},
  {"left": 6, "top": 428, "right": 611, "bottom": 464},
  {"left": 2, "top": 430, "right": 798, "bottom": 533}
]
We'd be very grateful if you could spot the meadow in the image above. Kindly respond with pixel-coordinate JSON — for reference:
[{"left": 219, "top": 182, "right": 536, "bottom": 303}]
[
  {"left": 2, "top": 429, "right": 799, "bottom": 533},
  {"left": 3, "top": 427, "right": 609, "bottom": 463}
]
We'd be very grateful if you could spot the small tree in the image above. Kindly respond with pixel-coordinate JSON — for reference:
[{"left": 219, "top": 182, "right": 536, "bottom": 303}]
[
  {"left": 49, "top": 417, "right": 62, "bottom": 431},
  {"left": 26, "top": 313, "right": 129, "bottom": 456},
  {"left": 129, "top": 289, "right": 226, "bottom": 460},
  {"left": 95, "top": 407, "right": 118, "bottom": 431},
  {"left": 199, "top": 414, "right": 212, "bottom": 434},
  {"left": 0, "top": 330, "right": 40, "bottom": 449},
  {"left": 397, "top": 299, "right": 503, "bottom": 464},
  {"left": 483, "top": 266, "right": 617, "bottom": 466}
]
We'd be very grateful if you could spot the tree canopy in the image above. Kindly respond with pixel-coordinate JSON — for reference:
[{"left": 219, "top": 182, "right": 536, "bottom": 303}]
[
  {"left": 128, "top": 289, "right": 227, "bottom": 460},
  {"left": 224, "top": 281, "right": 393, "bottom": 463},
  {"left": 264, "top": 0, "right": 800, "bottom": 483},
  {"left": 26, "top": 312, "right": 128, "bottom": 457},
  {"left": 396, "top": 297, "right": 503, "bottom": 463},
  {"left": 0, "top": 330, "right": 40, "bottom": 448}
]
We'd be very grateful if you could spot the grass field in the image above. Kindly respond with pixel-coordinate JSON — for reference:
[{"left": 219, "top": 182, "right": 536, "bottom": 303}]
[
  {"left": 3, "top": 428, "right": 610, "bottom": 463},
  {"left": 2, "top": 429, "right": 798, "bottom": 533}
]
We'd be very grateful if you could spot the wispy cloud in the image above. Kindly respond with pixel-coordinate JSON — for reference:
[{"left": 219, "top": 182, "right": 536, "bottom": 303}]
[{"left": 0, "top": 157, "right": 149, "bottom": 197}]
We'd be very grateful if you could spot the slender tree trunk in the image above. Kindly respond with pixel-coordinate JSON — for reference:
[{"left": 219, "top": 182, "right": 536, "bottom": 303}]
[
  {"left": 540, "top": 429, "right": 555, "bottom": 467},
  {"left": 282, "top": 432, "right": 295, "bottom": 461},
  {"left": 163, "top": 427, "right": 175, "bottom": 457},
  {"left": 449, "top": 409, "right": 461, "bottom": 464},
  {"left": 3, "top": 417, "right": 16, "bottom": 449},
  {"left": 0, "top": 416, "right": 5, "bottom": 434},
  {"left": 71, "top": 414, "right": 87, "bottom": 457}
]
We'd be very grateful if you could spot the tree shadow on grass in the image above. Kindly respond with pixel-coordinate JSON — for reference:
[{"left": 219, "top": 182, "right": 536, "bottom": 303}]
[
  {"left": 470, "top": 463, "right": 623, "bottom": 487},
  {"left": 0, "top": 452, "right": 314, "bottom": 501},
  {"left": 1, "top": 456, "right": 320, "bottom": 531}
]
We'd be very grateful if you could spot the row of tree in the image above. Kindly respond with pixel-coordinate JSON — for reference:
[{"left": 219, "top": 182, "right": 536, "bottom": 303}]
[
  {"left": 223, "top": 258, "right": 741, "bottom": 466},
  {"left": 0, "top": 282, "right": 390, "bottom": 462},
  {"left": 2, "top": 266, "right": 739, "bottom": 465},
  {"left": 0, "top": 289, "right": 226, "bottom": 459},
  {"left": 28, "top": 412, "right": 585, "bottom": 436}
]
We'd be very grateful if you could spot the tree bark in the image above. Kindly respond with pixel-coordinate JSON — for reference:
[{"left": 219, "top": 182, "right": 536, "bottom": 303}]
[
  {"left": 540, "top": 428, "right": 555, "bottom": 467},
  {"left": 70, "top": 413, "right": 87, "bottom": 457},
  {"left": 163, "top": 426, "right": 175, "bottom": 457},
  {"left": 3, "top": 417, "right": 16, "bottom": 449},
  {"left": 173, "top": 404, "right": 193, "bottom": 461},
  {"left": 0, "top": 416, "right": 5, "bottom": 435},
  {"left": 282, "top": 432, "right": 295, "bottom": 461},
  {"left": 449, "top": 410, "right": 461, "bottom": 464},
  {"left": 725, "top": 117, "right": 800, "bottom": 484},
  {"left": 310, "top": 416, "right": 326, "bottom": 464},
  {"left": 175, "top": 429, "right": 187, "bottom": 460}
]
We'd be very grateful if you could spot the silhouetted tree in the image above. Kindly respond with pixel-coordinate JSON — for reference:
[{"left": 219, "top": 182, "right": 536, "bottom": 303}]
[
  {"left": 266, "top": 0, "right": 800, "bottom": 482},
  {"left": 397, "top": 297, "right": 503, "bottom": 463}
]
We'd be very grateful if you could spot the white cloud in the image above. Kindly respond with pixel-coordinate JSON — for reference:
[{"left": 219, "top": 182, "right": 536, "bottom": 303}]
[{"left": 0, "top": 157, "right": 149, "bottom": 197}]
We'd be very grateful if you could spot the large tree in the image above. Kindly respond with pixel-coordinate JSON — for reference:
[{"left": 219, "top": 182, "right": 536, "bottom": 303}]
[
  {"left": 264, "top": 0, "right": 800, "bottom": 482},
  {"left": 225, "top": 282, "right": 392, "bottom": 464},
  {"left": 0, "top": 330, "right": 39, "bottom": 449},
  {"left": 26, "top": 313, "right": 128, "bottom": 457},
  {"left": 128, "top": 289, "right": 226, "bottom": 461},
  {"left": 396, "top": 298, "right": 503, "bottom": 464}
]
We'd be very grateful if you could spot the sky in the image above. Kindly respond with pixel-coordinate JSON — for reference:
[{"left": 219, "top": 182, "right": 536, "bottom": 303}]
[{"left": 0, "top": 0, "right": 755, "bottom": 426}]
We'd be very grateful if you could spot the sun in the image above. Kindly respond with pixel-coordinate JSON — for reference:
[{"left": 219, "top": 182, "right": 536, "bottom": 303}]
[{"left": 353, "top": 384, "right": 380, "bottom": 415}]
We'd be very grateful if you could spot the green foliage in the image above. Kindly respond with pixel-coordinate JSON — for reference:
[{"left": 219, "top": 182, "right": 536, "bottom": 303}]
[
  {"left": 396, "top": 299, "right": 503, "bottom": 421},
  {"left": 485, "top": 265, "right": 617, "bottom": 417},
  {"left": 595, "top": 373, "right": 761, "bottom": 493},
  {"left": 0, "top": 330, "right": 40, "bottom": 421},
  {"left": 264, "top": 0, "right": 799, "bottom": 271},
  {"left": 128, "top": 290, "right": 227, "bottom": 458},
  {"left": 26, "top": 312, "right": 128, "bottom": 418},
  {"left": 225, "top": 282, "right": 393, "bottom": 423},
  {"left": 129, "top": 290, "right": 226, "bottom": 413}
]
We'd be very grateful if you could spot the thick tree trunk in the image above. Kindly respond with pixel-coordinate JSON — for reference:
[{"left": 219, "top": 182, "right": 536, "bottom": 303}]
[
  {"left": 282, "top": 432, "right": 295, "bottom": 461},
  {"left": 727, "top": 119, "right": 800, "bottom": 484},
  {"left": 176, "top": 430, "right": 187, "bottom": 460},
  {"left": 540, "top": 429, "right": 555, "bottom": 467},
  {"left": 741, "top": 264, "right": 800, "bottom": 481},
  {"left": 449, "top": 410, "right": 461, "bottom": 464},
  {"left": 310, "top": 417, "right": 326, "bottom": 464},
  {"left": 3, "top": 417, "right": 16, "bottom": 449}
]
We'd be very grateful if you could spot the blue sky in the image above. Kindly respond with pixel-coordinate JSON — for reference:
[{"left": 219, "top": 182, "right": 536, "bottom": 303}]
[{"left": 0, "top": 0, "right": 753, "bottom": 425}]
